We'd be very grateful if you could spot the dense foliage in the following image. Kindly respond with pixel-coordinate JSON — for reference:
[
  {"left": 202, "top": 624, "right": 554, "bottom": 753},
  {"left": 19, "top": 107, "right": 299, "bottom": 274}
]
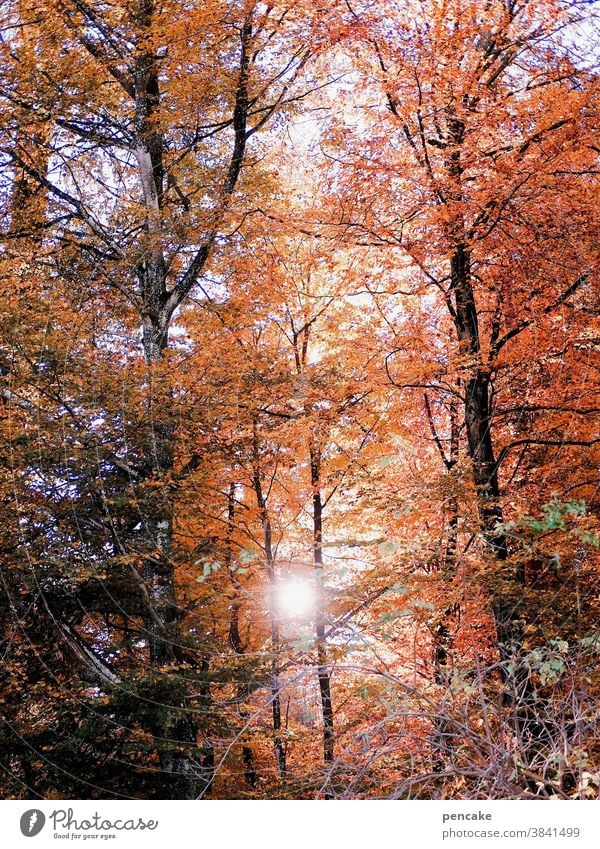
[{"left": 0, "top": 0, "right": 598, "bottom": 799}]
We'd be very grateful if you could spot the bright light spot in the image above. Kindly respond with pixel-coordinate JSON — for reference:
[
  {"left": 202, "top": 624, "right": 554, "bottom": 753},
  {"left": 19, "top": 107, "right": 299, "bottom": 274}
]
[{"left": 277, "top": 579, "right": 314, "bottom": 619}]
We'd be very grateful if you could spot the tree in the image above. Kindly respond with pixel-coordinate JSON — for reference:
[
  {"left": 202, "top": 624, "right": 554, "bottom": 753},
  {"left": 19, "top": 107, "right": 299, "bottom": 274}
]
[
  {"left": 1, "top": 0, "right": 323, "bottom": 798},
  {"left": 324, "top": 0, "right": 598, "bottom": 744}
]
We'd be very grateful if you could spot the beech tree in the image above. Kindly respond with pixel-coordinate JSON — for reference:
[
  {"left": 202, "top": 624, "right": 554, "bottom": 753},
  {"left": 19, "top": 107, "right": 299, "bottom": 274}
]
[
  {"left": 324, "top": 0, "right": 599, "bottom": 744},
  {"left": 1, "top": 0, "right": 326, "bottom": 798}
]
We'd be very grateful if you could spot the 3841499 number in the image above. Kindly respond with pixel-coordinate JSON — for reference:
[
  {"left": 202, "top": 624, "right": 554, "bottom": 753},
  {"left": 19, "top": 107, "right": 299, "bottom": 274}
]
[{"left": 528, "top": 828, "right": 581, "bottom": 838}]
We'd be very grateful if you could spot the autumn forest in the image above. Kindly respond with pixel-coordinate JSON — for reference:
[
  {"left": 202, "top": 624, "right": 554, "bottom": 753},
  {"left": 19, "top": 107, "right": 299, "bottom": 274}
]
[{"left": 0, "top": 0, "right": 599, "bottom": 800}]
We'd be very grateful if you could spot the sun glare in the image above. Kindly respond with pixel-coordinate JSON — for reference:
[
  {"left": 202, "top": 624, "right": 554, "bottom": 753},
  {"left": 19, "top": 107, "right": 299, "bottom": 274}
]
[{"left": 276, "top": 578, "right": 314, "bottom": 619}]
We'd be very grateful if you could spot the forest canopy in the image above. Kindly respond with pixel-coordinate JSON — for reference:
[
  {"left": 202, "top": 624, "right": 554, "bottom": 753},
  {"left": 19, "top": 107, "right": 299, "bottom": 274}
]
[{"left": 0, "top": 0, "right": 599, "bottom": 800}]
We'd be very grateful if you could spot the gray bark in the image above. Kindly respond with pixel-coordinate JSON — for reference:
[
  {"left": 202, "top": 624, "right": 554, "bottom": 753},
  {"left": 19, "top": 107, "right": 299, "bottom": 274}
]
[{"left": 129, "top": 0, "right": 205, "bottom": 798}]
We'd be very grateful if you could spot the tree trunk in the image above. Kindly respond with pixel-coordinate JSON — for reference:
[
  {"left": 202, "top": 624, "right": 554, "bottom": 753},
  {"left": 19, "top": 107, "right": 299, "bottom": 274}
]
[
  {"left": 131, "top": 0, "right": 204, "bottom": 798},
  {"left": 449, "top": 243, "right": 520, "bottom": 651},
  {"left": 309, "top": 435, "right": 335, "bottom": 767},
  {"left": 426, "top": 395, "right": 460, "bottom": 771},
  {"left": 444, "top": 117, "right": 547, "bottom": 774},
  {"left": 445, "top": 119, "right": 516, "bottom": 652},
  {"left": 425, "top": 391, "right": 461, "bottom": 682},
  {"left": 251, "top": 421, "right": 287, "bottom": 776},
  {"left": 226, "top": 484, "right": 258, "bottom": 788},
  {"left": 449, "top": 241, "right": 549, "bottom": 764}
]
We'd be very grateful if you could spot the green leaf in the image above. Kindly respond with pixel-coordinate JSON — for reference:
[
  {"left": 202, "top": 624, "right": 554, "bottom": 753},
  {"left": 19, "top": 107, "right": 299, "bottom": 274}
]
[
  {"left": 580, "top": 633, "right": 600, "bottom": 651},
  {"left": 411, "top": 599, "right": 435, "bottom": 611},
  {"left": 239, "top": 547, "right": 258, "bottom": 564},
  {"left": 578, "top": 530, "right": 600, "bottom": 548}
]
